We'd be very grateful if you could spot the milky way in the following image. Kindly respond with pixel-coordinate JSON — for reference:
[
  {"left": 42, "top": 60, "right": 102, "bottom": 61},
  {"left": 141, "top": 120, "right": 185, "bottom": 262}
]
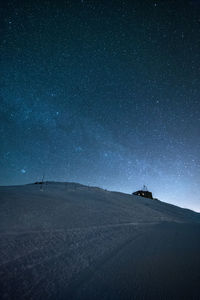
[{"left": 1, "top": 1, "right": 200, "bottom": 211}]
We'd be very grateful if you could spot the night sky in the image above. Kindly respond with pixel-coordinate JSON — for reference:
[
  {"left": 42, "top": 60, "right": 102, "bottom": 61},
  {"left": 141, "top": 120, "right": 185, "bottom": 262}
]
[{"left": 1, "top": 0, "right": 200, "bottom": 211}]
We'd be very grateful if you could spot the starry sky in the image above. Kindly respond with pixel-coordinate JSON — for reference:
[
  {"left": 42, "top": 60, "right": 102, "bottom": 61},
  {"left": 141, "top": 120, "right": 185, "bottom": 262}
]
[{"left": 1, "top": 0, "right": 200, "bottom": 211}]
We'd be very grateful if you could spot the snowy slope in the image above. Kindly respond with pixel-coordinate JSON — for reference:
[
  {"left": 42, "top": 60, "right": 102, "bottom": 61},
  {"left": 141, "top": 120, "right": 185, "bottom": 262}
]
[
  {"left": 0, "top": 182, "right": 200, "bottom": 299},
  {"left": 0, "top": 182, "right": 199, "bottom": 232}
]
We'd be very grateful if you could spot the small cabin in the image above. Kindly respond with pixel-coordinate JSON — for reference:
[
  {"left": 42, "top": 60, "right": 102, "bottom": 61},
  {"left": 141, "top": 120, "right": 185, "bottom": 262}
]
[
  {"left": 133, "top": 190, "right": 153, "bottom": 199},
  {"left": 132, "top": 186, "right": 153, "bottom": 199}
]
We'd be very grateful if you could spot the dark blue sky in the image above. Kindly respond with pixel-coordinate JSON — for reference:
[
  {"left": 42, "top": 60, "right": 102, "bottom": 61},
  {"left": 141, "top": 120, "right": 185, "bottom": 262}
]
[{"left": 1, "top": 0, "right": 200, "bottom": 211}]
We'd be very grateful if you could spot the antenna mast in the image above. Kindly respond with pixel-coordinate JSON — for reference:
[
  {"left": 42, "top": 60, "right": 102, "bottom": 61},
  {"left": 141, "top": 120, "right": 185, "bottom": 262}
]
[
  {"left": 143, "top": 185, "right": 148, "bottom": 191},
  {"left": 40, "top": 173, "right": 45, "bottom": 191}
]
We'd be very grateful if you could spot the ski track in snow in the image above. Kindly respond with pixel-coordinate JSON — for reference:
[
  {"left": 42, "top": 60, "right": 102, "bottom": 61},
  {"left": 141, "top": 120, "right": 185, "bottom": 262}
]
[
  {"left": 0, "top": 221, "right": 157, "bottom": 268},
  {"left": 0, "top": 221, "right": 143, "bottom": 298},
  {"left": 0, "top": 221, "right": 159, "bottom": 236}
]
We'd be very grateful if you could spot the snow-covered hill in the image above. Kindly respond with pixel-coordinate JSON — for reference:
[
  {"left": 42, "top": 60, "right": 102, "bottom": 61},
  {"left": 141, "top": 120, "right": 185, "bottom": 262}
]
[
  {"left": 0, "top": 182, "right": 199, "bottom": 232},
  {"left": 0, "top": 182, "right": 200, "bottom": 299}
]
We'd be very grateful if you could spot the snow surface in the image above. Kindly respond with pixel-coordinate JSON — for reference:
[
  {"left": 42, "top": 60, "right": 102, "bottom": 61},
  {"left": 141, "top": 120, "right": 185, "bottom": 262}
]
[{"left": 0, "top": 182, "right": 200, "bottom": 299}]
